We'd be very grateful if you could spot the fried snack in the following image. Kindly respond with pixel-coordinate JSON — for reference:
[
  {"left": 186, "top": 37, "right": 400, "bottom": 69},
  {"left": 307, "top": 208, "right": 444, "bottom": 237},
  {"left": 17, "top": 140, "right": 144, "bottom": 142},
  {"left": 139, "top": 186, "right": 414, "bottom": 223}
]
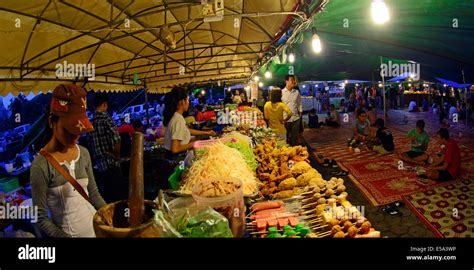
[
  {"left": 325, "top": 189, "right": 335, "bottom": 197},
  {"left": 336, "top": 185, "right": 346, "bottom": 193},
  {"left": 290, "top": 161, "right": 312, "bottom": 175},
  {"left": 359, "top": 221, "right": 372, "bottom": 234},
  {"left": 316, "top": 204, "right": 328, "bottom": 215},
  {"left": 336, "top": 178, "right": 345, "bottom": 185},
  {"left": 296, "top": 174, "right": 309, "bottom": 187},
  {"left": 337, "top": 193, "right": 348, "bottom": 202},
  {"left": 293, "top": 187, "right": 304, "bottom": 195},
  {"left": 347, "top": 226, "right": 359, "bottom": 238},
  {"left": 327, "top": 198, "right": 337, "bottom": 207},
  {"left": 331, "top": 225, "right": 342, "bottom": 234},
  {"left": 311, "top": 186, "right": 321, "bottom": 194},
  {"left": 326, "top": 182, "right": 337, "bottom": 190},
  {"left": 317, "top": 198, "right": 326, "bottom": 205},
  {"left": 312, "top": 193, "right": 322, "bottom": 201},
  {"left": 279, "top": 162, "right": 290, "bottom": 175},
  {"left": 333, "top": 231, "right": 346, "bottom": 238},
  {"left": 343, "top": 221, "right": 353, "bottom": 231},
  {"left": 328, "top": 218, "right": 340, "bottom": 228},
  {"left": 278, "top": 178, "right": 297, "bottom": 190},
  {"left": 273, "top": 190, "right": 294, "bottom": 199},
  {"left": 308, "top": 178, "right": 324, "bottom": 187},
  {"left": 316, "top": 182, "right": 326, "bottom": 189}
]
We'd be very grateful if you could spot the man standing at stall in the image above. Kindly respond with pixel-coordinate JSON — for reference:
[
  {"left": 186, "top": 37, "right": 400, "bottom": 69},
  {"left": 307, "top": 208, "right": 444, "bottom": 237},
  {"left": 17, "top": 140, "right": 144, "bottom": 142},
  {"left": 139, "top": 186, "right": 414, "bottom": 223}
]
[
  {"left": 87, "top": 92, "right": 122, "bottom": 202},
  {"left": 282, "top": 75, "right": 302, "bottom": 146}
]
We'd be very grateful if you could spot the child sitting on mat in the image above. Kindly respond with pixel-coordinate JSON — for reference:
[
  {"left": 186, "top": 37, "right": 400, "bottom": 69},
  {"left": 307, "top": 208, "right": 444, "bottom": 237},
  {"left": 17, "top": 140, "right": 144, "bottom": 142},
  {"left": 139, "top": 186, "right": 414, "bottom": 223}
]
[{"left": 370, "top": 118, "right": 394, "bottom": 154}]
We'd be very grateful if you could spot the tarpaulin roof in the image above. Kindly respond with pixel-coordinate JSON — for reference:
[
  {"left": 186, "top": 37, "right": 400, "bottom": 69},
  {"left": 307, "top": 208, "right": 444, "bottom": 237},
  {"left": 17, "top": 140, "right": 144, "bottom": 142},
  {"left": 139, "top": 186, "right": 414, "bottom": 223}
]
[
  {"left": 435, "top": 77, "right": 472, "bottom": 88},
  {"left": 0, "top": 0, "right": 327, "bottom": 95},
  {"left": 259, "top": 0, "right": 474, "bottom": 85}
]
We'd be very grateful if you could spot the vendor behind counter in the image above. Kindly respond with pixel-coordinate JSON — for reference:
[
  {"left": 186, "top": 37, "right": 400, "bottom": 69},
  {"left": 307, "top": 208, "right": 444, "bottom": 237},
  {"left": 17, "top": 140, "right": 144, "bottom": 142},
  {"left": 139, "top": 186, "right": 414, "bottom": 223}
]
[{"left": 162, "top": 87, "right": 215, "bottom": 160}]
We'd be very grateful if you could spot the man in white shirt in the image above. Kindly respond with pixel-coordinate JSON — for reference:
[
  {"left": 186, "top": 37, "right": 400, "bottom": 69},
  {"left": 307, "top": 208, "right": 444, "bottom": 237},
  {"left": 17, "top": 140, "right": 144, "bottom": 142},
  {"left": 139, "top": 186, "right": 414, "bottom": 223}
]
[{"left": 282, "top": 75, "right": 302, "bottom": 146}]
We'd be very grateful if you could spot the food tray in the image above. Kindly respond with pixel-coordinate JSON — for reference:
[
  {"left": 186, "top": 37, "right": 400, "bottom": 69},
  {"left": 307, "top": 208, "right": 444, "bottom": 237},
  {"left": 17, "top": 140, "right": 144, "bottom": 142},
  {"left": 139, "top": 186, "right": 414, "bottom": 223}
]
[{"left": 193, "top": 137, "right": 235, "bottom": 149}]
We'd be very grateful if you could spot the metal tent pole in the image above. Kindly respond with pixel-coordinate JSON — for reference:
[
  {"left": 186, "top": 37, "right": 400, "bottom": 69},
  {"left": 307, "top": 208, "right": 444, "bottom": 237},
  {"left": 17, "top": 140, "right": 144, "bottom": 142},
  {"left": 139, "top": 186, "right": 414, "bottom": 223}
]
[
  {"left": 144, "top": 81, "right": 149, "bottom": 127},
  {"left": 462, "top": 70, "right": 468, "bottom": 126},
  {"left": 380, "top": 57, "right": 386, "bottom": 121}
]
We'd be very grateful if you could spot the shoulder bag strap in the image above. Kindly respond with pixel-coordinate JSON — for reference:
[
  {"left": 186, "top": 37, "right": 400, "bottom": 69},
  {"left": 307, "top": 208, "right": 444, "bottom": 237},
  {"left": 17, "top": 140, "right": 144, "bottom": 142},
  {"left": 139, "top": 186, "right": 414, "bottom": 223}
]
[{"left": 39, "top": 149, "right": 90, "bottom": 202}]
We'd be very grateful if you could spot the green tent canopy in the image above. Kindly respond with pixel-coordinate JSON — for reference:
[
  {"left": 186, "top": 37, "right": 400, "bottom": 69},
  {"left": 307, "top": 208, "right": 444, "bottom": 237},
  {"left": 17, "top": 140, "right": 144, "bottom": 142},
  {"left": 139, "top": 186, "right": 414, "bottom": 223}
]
[{"left": 258, "top": 0, "right": 474, "bottom": 85}]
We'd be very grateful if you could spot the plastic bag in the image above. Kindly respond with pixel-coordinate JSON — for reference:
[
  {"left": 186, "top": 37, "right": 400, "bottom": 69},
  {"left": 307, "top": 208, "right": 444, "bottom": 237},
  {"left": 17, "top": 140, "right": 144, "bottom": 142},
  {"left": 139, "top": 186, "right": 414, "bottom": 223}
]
[
  {"left": 168, "top": 166, "right": 185, "bottom": 190},
  {"left": 175, "top": 207, "right": 233, "bottom": 238},
  {"left": 152, "top": 210, "right": 183, "bottom": 238}
]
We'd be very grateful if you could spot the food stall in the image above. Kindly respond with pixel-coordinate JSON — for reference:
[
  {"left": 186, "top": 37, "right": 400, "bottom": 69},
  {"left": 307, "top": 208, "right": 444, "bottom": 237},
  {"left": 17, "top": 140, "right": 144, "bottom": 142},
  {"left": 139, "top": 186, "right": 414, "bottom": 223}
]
[
  {"left": 148, "top": 120, "right": 380, "bottom": 239},
  {"left": 403, "top": 90, "right": 430, "bottom": 107}
]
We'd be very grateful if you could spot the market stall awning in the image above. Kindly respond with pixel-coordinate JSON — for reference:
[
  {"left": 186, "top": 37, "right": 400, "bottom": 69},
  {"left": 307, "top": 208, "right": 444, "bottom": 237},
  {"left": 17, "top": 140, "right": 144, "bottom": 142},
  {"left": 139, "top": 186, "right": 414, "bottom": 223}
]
[
  {"left": 435, "top": 77, "right": 472, "bottom": 89},
  {"left": 0, "top": 0, "right": 327, "bottom": 96}
]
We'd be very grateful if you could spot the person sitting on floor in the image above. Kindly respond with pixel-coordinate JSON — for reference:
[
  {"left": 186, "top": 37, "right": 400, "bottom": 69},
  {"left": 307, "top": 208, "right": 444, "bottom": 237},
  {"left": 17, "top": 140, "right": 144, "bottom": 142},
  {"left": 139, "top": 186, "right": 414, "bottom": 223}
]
[
  {"left": 426, "top": 128, "right": 461, "bottom": 181},
  {"left": 325, "top": 104, "right": 340, "bottom": 127},
  {"left": 351, "top": 109, "right": 371, "bottom": 144},
  {"left": 408, "top": 100, "right": 419, "bottom": 112},
  {"left": 308, "top": 109, "right": 319, "bottom": 128},
  {"left": 399, "top": 119, "right": 430, "bottom": 165},
  {"left": 371, "top": 118, "right": 394, "bottom": 154}
]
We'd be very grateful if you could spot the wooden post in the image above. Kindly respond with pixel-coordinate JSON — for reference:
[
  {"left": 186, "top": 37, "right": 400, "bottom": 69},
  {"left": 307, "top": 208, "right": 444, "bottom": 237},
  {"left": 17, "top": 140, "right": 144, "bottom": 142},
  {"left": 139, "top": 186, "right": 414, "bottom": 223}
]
[{"left": 128, "top": 132, "right": 144, "bottom": 227}]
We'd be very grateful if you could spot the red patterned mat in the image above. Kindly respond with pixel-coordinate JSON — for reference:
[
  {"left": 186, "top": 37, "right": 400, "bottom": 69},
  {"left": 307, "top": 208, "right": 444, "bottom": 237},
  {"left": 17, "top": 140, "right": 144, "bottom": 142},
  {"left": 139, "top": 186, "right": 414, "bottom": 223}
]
[
  {"left": 403, "top": 175, "right": 474, "bottom": 238},
  {"left": 342, "top": 157, "right": 450, "bottom": 206}
]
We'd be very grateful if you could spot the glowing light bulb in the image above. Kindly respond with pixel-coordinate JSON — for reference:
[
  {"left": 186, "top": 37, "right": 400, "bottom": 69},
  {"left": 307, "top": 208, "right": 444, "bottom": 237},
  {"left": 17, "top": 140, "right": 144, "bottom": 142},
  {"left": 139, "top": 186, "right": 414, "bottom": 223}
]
[
  {"left": 264, "top": 70, "right": 272, "bottom": 79},
  {"left": 288, "top": 53, "right": 295, "bottom": 63},
  {"left": 312, "top": 33, "right": 322, "bottom": 53},
  {"left": 371, "top": 0, "right": 390, "bottom": 24}
]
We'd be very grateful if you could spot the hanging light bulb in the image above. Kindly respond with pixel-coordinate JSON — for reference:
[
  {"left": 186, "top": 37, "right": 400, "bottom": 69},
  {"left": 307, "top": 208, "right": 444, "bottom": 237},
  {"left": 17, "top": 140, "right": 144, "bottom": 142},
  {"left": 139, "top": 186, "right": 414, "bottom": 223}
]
[
  {"left": 258, "top": 82, "right": 264, "bottom": 87},
  {"left": 378, "top": 83, "right": 383, "bottom": 87},
  {"left": 288, "top": 49, "right": 295, "bottom": 63},
  {"left": 311, "top": 28, "right": 322, "bottom": 53},
  {"left": 264, "top": 69, "right": 272, "bottom": 79},
  {"left": 253, "top": 76, "right": 260, "bottom": 82},
  {"left": 371, "top": 0, "right": 390, "bottom": 25}
]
